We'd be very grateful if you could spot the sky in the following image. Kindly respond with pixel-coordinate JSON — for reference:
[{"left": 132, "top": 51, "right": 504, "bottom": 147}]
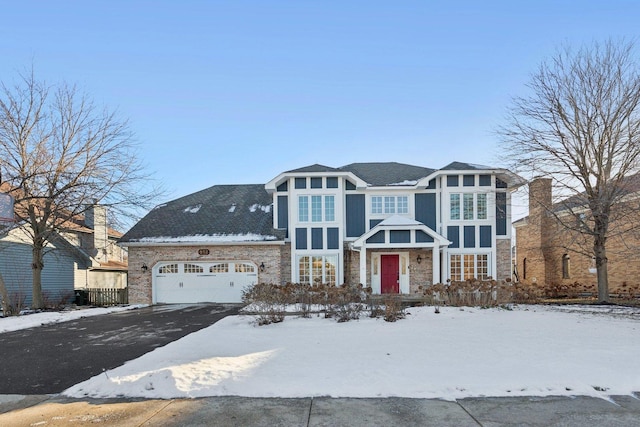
[{"left": 2, "top": 1, "right": 639, "bottom": 217}]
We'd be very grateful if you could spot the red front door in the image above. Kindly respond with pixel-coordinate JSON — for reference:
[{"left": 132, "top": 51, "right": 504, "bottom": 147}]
[{"left": 381, "top": 255, "right": 400, "bottom": 294}]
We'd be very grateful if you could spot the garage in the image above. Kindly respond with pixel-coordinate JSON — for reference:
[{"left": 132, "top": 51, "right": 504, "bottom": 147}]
[{"left": 153, "top": 261, "right": 258, "bottom": 303}]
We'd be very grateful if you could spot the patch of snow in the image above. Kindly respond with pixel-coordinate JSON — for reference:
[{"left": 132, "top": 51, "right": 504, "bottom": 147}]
[
  {"left": 468, "top": 163, "right": 492, "bottom": 170},
  {"left": 63, "top": 305, "right": 640, "bottom": 400},
  {"left": 228, "top": 204, "right": 236, "bottom": 213},
  {"left": 0, "top": 305, "right": 147, "bottom": 333},
  {"left": 249, "top": 204, "right": 272, "bottom": 213},
  {"left": 152, "top": 203, "right": 167, "bottom": 210},
  {"left": 388, "top": 180, "right": 418, "bottom": 186},
  {"left": 183, "top": 204, "right": 202, "bottom": 214},
  {"left": 134, "top": 233, "right": 279, "bottom": 243},
  {"left": 377, "top": 215, "right": 422, "bottom": 226}
]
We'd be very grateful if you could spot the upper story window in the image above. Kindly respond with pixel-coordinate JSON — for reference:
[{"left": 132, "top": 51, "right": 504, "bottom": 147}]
[
  {"left": 450, "top": 193, "right": 487, "bottom": 221},
  {"left": 299, "top": 195, "right": 335, "bottom": 222},
  {"left": 371, "top": 195, "right": 408, "bottom": 214}
]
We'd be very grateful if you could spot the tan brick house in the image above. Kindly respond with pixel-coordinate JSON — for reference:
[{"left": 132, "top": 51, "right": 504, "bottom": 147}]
[
  {"left": 121, "top": 162, "right": 525, "bottom": 305},
  {"left": 513, "top": 177, "right": 640, "bottom": 294}
]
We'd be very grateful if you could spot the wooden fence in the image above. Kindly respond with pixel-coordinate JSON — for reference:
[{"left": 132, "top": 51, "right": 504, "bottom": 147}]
[{"left": 78, "top": 288, "right": 128, "bottom": 306}]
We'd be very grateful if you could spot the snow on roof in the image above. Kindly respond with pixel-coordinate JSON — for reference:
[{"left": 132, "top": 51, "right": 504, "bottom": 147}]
[
  {"left": 249, "top": 204, "right": 271, "bottom": 213},
  {"left": 183, "top": 204, "right": 201, "bottom": 213},
  {"left": 378, "top": 215, "right": 422, "bottom": 227},
  {"left": 132, "top": 233, "right": 279, "bottom": 243},
  {"left": 388, "top": 180, "right": 418, "bottom": 186}
]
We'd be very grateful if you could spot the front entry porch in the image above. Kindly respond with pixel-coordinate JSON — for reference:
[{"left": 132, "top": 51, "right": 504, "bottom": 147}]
[{"left": 349, "top": 216, "right": 451, "bottom": 294}]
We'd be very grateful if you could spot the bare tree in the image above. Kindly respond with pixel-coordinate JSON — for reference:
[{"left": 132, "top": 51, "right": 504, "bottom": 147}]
[
  {"left": 499, "top": 40, "right": 640, "bottom": 302},
  {"left": 0, "top": 71, "right": 162, "bottom": 309}
]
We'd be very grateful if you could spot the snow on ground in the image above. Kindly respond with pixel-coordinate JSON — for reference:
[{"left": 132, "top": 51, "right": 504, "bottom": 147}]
[
  {"left": 63, "top": 305, "right": 640, "bottom": 400},
  {"left": 0, "top": 305, "right": 147, "bottom": 333}
]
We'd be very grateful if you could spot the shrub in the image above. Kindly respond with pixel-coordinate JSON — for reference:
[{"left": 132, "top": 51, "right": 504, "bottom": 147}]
[{"left": 383, "top": 295, "right": 405, "bottom": 322}]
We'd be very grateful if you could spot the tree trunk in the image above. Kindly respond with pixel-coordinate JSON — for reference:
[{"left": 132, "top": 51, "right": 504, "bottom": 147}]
[
  {"left": 0, "top": 272, "right": 11, "bottom": 316},
  {"left": 594, "top": 242, "right": 609, "bottom": 303},
  {"left": 31, "top": 245, "right": 45, "bottom": 309}
]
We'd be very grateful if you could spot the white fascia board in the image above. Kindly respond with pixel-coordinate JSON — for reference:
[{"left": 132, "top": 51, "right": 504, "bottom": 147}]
[
  {"left": 120, "top": 240, "right": 285, "bottom": 247},
  {"left": 265, "top": 171, "right": 368, "bottom": 192},
  {"left": 417, "top": 168, "right": 527, "bottom": 189}
]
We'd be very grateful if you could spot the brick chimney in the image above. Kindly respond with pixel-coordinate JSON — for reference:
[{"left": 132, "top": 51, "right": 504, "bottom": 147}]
[
  {"left": 526, "top": 178, "right": 553, "bottom": 284},
  {"left": 85, "top": 204, "right": 108, "bottom": 263}
]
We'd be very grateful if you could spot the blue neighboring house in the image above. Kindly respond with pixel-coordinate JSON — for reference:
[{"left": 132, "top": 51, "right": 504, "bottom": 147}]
[{"left": 120, "top": 162, "right": 525, "bottom": 305}]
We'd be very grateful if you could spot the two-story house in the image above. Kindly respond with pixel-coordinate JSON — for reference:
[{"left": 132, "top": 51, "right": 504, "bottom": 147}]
[{"left": 120, "top": 162, "right": 524, "bottom": 305}]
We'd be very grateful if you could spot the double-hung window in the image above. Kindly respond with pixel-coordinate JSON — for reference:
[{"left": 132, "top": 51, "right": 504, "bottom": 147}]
[
  {"left": 299, "top": 195, "right": 335, "bottom": 222},
  {"left": 450, "top": 193, "right": 488, "bottom": 220},
  {"left": 371, "top": 195, "right": 408, "bottom": 214},
  {"left": 449, "top": 254, "right": 489, "bottom": 280}
]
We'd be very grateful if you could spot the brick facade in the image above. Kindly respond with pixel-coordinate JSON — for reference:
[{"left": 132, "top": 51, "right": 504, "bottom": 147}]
[
  {"left": 127, "top": 244, "right": 285, "bottom": 304},
  {"left": 514, "top": 178, "right": 640, "bottom": 293}
]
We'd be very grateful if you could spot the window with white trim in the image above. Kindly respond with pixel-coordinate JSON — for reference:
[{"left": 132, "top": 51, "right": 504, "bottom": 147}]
[
  {"left": 299, "top": 195, "right": 335, "bottom": 222},
  {"left": 450, "top": 193, "right": 488, "bottom": 221},
  {"left": 210, "top": 263, "right": 229, "bottom": 273},
  {"left": 235, "top": 263, "right": 255, "bottom": 273},
  {"left": 449, "top": 254, "right": 490, "bottom": 280},
  {"left": 297, "top": 255, "right": 337, "bottom": 285},
  {"left": 159, "top": 264, "right": 178, "bottom": 274},
  {"left": 371, "top": 195, "right": 408, "bottom": 214},
  {"left": 184, "top": 263, "right": 203, "bottom": 273}
]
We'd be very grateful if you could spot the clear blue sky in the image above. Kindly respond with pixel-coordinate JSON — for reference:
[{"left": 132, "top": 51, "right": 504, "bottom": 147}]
[{"left": 2, "top": 1, "right": 638, "bottom": 214}]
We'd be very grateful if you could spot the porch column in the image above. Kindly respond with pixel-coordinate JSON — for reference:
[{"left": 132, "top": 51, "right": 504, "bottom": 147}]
[
  {"left": 359, "top": 244, "right": 367, "bottom": 286},
  {"left": 432, "top": 245, "right": 440, "bottom": 285}
]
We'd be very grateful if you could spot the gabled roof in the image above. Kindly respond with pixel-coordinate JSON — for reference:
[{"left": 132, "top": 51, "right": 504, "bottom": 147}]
[
  {"left": 440, "top": 161, "right": 492, "bottom": 171},
  {"left": 339, "top": 162, "right": 435, "bottom": 186},
  {"left": 285, "top": 164, "right": 342, "bottom": 173},
  {"left": 119, "top": 184, "right": 285, "bottom": 244}
]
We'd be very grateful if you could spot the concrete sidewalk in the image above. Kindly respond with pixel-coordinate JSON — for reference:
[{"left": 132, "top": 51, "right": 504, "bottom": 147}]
[{"left": 1, "top": 394, "right": 639, "bottom": 426}]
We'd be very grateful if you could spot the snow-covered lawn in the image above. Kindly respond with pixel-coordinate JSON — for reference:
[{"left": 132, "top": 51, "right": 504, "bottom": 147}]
[
  {"left": 0, "top": 305, "right": 147, "bottom": 333},
  {"left": 62, "top": 304, "right": 640, "bottom": 401}
]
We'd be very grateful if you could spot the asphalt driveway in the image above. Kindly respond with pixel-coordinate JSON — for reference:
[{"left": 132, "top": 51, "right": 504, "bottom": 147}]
[{"left": 0, "top": 304, "right": 239, "bottom": 395}]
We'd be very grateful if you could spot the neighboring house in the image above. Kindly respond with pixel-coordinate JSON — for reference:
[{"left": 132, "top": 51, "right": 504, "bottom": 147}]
[
  {"left": 121, "top": 161, "right": 524, "bottom": 305},
  {"left": 513, "top": 177, "right": 640, "bottom": 294},
  {"left": 0, "top": 204, "right": 128, "bottom": 307}
]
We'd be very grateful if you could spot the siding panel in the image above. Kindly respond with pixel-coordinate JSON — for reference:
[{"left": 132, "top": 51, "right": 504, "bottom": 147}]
[
  {"left": 447, "top": 226, "right": 460, "bottom": 248},
  {"left": 496, "top": 192, "right": 507, "bottom": 235},
  {"left": 415, "top": 193, "right": 436, "bottom": 230},
  {"left": 464, "top": 226, "right": 475, "bottom": 248},
  {"left": 345, "top": 194, "right": 365, "bottom": 237},
  {"left": 295, "top": 228, "right": 307, "bottom": 249},
  {"left": 311, "top": 228, "right": 323, "bottom": 249}
]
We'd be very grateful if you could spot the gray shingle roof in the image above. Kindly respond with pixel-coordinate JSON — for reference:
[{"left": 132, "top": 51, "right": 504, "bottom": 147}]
[
  {"left": 285, "top": 164, "right": 341, "bottom": 173},
  {"left": 440, "top": 161, "right": 492, "bottom": 171},
  {"left": 339, "top": 162, "right": 435, "bottom": 186},
  {"left": 119, "top": 184, "right": 285, "bottom": 243}
]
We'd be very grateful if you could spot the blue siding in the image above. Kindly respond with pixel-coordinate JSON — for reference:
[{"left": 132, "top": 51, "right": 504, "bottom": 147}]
[
  {"left": 311, "top": 177, "right": 322, "bottom": 188},
  {"left": 311, "top": 228, "right": 323, "bottom": 249},
  {"left": 295, "top": 178, "right": 306, "bottom": 189},
  {"left": 496, "top": 192, "right": 507, "bottom": 235},
  {"left": 366, "top": 231, "right": 385, "bottom": 244},
  {"left": 464, "top": 226, "right": 475, "bottom": 248},
  {"left": 415, "top": 193, "right": 436, "bottom": 230},
  {"left": 479, "top": 175, "right": 491, "bottom": 186},
  {"left": 496, "top": 178, "right": 507, "bottom": 189},
  {"left": 326, "top": 177, "right": 338, "bottom": 188},
  {"left": 369, "top": 219, "right": 382, "bottom": 229},
  {"left": 390, "top": 230, "right": 410, "bottom": 243},
  {"left": 276, "top": 181, "right": 288, "bottom": 192},
  {"left": 345, "top": 180, "right": 356, "bottom": 190},
  {"left": 277, "top": 196, "right": 288, "bottom": 234},
  {"left": 346, "top": 194, "right": 365, "bottom": 237},
  {"left": 426, "top": 179, "right": 436, "bottom": 189},
  {"left": 480, "top": 225, "right": 492, "bottom": 247},
  {"left": 447, "top": 175, "right": 459, "bottom": 187},
  {"left": 463, "top": 175, "right": 475, "bottom": 186},
  {"left": 447, "top": 226, "right": 459, "bottom": 248},
  {"left": 295, "top": 228, "right": 307, "bottom": 249},
  {"left": 416, "top": 230, "right": 434, "bottom": 243},
  {"left": 327, "top": 227, "right": 339, "bottom": 249},
  {"left": 0, "top": 240, "right": 76, "bottom": 307}
]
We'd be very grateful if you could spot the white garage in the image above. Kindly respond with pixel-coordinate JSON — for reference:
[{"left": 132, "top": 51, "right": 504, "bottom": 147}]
[{"left": 153, "top": 261, "right": 258, "bottom": 304}]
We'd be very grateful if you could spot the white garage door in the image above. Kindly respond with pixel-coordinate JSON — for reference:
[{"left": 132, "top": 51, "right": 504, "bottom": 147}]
[{"left": 153, "top": 261, "right": 258, "bottom": 304}]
